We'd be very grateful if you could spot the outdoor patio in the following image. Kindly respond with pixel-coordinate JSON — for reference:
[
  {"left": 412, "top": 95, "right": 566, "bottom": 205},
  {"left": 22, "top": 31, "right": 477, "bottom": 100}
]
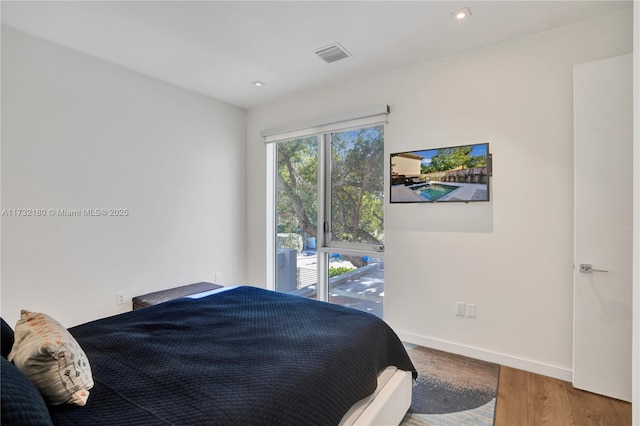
[{"left": 289, "top": 252, "right": 384, "bottom": 318}]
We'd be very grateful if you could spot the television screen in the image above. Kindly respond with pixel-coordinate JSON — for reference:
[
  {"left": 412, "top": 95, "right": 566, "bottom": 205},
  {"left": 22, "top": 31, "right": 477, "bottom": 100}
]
[{"left": 390, "top": 143, "right": 491, "bottom": 203}]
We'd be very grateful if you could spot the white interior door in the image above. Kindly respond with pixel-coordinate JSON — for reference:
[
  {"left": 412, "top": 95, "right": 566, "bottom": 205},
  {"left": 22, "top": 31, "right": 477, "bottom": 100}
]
[{"left": 573, "top": 54, "right": 632, "bottom": 402}]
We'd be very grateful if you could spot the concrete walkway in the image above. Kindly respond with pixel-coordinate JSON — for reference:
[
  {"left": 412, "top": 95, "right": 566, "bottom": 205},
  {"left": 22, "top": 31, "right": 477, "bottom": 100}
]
[{"left": 294, "top": 253, "right": 384, "bottom": 318}]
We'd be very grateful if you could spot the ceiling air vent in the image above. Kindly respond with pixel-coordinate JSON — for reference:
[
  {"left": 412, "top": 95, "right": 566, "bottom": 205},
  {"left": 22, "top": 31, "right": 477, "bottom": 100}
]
[{"left": 315, "top": 43, "right": 351, "bottom": 64}]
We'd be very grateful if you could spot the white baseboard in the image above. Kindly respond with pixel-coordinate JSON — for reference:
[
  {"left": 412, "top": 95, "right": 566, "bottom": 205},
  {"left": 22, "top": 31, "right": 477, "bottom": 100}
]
[{"left": 398, "top": 331, "right": 573, "bottom": 382}]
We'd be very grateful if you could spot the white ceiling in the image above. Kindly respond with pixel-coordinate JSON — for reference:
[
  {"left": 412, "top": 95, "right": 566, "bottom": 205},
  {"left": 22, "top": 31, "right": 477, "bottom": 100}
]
[{"left": 1, "top": 1, "right": 632, "bottom": 109}]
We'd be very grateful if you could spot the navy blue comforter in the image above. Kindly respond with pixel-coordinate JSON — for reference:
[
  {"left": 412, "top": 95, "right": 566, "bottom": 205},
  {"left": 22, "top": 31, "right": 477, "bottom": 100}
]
[{"left": 49, "top": 286, "right": 416, "bottom": 425}]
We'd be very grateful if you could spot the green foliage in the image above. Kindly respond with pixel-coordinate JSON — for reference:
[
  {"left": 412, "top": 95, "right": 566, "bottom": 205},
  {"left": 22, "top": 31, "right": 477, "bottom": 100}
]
[
  {"left": 329, "top": 126, "right": 384, "bottom": 244},
  {"left": 421, "top": 146, "right": 487, "bottom": 174},
  {"left": 276, "top": 126, "right": 384, "bottom": 247},
  {"left": 276, "top": 233, "right": 303, "bottom": 253},
  {"left": 328, "top": 266, "right": 356, "bottom": 278},
  {"left": 276, "top": 137, "right": 318, "bottom": 235}
]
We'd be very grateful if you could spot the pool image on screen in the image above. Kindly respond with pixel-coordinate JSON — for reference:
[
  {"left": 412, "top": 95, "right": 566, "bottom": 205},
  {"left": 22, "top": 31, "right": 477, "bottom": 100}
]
[{"left": 390, "top": 143, "right": 491, "bottom": 203}]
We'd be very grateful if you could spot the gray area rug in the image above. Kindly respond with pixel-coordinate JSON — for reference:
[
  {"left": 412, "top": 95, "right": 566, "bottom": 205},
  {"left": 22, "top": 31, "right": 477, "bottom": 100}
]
[{"left": 401, "top": 346, "right": 500, "bottom": 425}]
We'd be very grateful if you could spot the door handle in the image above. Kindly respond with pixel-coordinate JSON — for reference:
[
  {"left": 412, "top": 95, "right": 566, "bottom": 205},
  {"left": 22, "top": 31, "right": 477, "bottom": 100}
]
[{"left": 579, "top": 263, "right": 608, "bottom": 273}]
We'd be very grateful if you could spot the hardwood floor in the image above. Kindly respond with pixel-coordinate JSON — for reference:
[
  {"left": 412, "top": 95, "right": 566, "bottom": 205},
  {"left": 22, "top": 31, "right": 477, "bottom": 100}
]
[{"left": 494, "top": 366, "right": 632, "bottom": 426}]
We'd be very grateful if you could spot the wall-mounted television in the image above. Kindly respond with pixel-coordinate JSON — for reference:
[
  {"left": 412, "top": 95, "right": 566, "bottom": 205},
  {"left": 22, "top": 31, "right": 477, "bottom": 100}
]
[{"left": 390, "top": 142, "right": 491, "bottom": 203}]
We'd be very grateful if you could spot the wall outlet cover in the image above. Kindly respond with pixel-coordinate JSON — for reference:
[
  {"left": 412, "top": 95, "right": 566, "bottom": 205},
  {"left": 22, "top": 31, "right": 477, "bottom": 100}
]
[{"left": 466, "top": 304, "right": 476, "bottom": 318}]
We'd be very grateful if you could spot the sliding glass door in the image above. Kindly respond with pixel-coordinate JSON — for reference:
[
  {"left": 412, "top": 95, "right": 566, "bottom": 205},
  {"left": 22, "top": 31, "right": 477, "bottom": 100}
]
[{"left": 274, "top": 126, "right": 385, "bottom": 317}]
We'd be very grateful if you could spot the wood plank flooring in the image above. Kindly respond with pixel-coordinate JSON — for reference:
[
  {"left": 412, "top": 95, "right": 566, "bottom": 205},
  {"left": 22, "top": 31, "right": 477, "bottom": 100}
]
[{"left": 494, "top": 366, "right": 632, "bottom": 425}]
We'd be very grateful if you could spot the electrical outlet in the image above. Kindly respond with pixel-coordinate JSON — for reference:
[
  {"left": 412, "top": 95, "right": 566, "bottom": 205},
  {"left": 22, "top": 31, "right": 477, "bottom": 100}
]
[
  {"left": 455, "top": 302, "right": 466, "bottom": 317},
  {"left": 466, "top": 304, "right": 476, "bottom": 318},
  {"left": 116, "top": 292, "right": 125, "bottom": 305},
  {"left": 214, "top": 273, "right": 222, "bottom": 283}
]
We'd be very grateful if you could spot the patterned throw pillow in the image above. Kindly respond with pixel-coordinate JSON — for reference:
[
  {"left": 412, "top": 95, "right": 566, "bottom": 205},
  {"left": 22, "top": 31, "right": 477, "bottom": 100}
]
[{"left": 8, "top": 310, "right": 94, "bottom": 406}]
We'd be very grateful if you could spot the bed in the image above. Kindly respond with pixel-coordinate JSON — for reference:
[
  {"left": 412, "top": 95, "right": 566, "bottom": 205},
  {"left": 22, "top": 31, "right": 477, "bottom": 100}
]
[{"left": 1, "top": 285, "right": 416, "bottom": 425}]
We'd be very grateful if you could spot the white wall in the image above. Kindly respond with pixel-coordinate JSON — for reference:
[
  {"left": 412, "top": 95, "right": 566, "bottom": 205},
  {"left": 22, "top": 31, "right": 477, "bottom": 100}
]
[
  {"left": 1, "top": 26, "right": 247, "bottom": 327},
  {"left": 632, "top": 2, "right": 639, "bottom": 423},
  {"left": 246, "top": 10, "right": 633, "bottom": 379}
]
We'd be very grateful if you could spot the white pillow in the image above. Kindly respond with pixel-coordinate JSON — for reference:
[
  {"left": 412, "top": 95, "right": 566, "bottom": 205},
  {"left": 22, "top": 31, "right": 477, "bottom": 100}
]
[{"left": 8, "top": 310, "right": 94, "bottom": 406}]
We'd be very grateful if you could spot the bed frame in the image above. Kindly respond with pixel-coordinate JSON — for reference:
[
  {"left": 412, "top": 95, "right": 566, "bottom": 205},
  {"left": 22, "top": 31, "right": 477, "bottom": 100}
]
[{"left": 340, "top": 367, "right": 413, "bottom": 425}]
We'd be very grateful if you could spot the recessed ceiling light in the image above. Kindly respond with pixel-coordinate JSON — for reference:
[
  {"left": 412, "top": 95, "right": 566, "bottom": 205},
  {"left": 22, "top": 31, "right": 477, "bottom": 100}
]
[
  {"left": 453, "top": 7, "right": 472, "bottom": 21},
  {"left": 251, "top": 81, "right": 265, "bottom": 87}
]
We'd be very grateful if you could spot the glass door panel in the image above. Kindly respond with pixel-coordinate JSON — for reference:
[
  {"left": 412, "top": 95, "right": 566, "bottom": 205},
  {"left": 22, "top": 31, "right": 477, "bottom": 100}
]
[
  {"left": 275, "top": 136, "right": 318, "bottom": 298},
  {"left": 327, "top": 126, "right": 385, "bottom": 314}
]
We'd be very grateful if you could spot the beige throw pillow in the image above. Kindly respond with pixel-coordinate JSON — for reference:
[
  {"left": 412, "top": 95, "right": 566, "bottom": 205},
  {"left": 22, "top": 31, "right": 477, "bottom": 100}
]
[{"left": 8, "top": 310, "right": 94, "bottom": 406}]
